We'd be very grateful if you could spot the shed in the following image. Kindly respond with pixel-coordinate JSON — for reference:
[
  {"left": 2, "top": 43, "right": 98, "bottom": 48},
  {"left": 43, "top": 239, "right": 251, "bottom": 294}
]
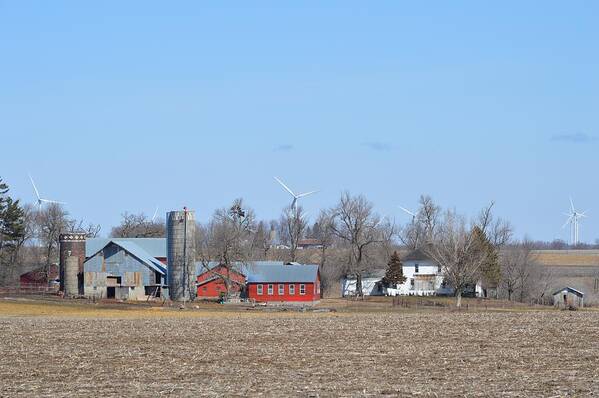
[{"left": 552, "top": 286, "right": 584, "bottom": 309}]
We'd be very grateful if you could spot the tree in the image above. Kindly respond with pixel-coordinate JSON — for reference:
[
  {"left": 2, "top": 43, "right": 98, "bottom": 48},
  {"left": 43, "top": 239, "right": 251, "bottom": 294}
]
[
  {"left": 279, "top": 205, "right": 308, "bottom": 262},
  {"left": 399, "top": 195, "right": 440, "bottom": 250},
  {"left": 499, "top": 242, "right": 535, "bottom": 301},
  {"left": 0, "top": 178, "right": 26, "bottom": 283},
  {"left": 37, "top": 202, "right": 70, "bottom": 282},
  {"left": 329, "top": 192, "right": 383, "bottom": 297},
  {"left": 425, "top": 210, "right": 485, "bottom": 307},
  {"left": 382, "top": 251, "right": 406, "bottom": 288},
  {"left": 197, "top": 198, "right": 256, "bottom": 298},
  {"left": 110, "top": 212, "right": 165, "bottom": 238}
]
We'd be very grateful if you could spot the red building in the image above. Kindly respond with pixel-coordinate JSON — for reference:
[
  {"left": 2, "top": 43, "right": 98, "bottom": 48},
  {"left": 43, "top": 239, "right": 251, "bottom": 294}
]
[
  {"left": 196, "top": 262, "right": 321, "bottom": 304},
  {"left": 196, "top": 264, "right": 245, "bottom": 298},
  {"left": 19, "top": 264, "right": 59, "bottom": 287}
]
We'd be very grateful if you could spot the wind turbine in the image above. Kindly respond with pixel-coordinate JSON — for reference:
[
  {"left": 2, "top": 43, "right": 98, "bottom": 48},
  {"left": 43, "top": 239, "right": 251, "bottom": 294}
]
[
  {"left": 28, "top": 174, "right": 66, "bottom": 211},
  {"left": 273, "top": 177, "right": 318, "bottom": 210},
  {"left": 151, "top": 206, "right": 159, "bottom": 222},
  {"left": 562, "top": 197, "right": 587, "bottom": 246},
  {"left": 398, "top": 205, "right": 419, "bottom": 223}
]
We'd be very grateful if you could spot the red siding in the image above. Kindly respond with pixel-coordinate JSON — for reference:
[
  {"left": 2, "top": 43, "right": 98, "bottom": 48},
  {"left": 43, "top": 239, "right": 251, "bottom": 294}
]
[
  {"left": 247, "top": 273, "right": 321, "bottom": 303},
  {"left": 196, "top": 265, "right": 245, "bottom": 298}
]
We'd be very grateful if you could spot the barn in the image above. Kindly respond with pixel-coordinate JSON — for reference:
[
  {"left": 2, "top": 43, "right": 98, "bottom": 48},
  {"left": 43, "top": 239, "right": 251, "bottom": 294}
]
[
  {"left": 553, "top": 286, "right": 584, "bottom": 309},
  {"left": 83, "top": 238, "right": 167, "bottom": 300},
  {"left": 196, "top": 264, "right": 246, "bottom": 299},
  {"left": 195, "top": 261, "right": 321, "bottom": 304}
]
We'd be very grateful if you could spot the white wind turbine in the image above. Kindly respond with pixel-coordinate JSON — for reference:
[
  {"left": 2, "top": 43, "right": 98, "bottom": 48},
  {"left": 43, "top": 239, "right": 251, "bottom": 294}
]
[
  {"left": 151, "top": 206, "right": 159, "bottom": 222},
  {"left": 28, "top": 174, "right": 66, "bottom": 211},
  {"left": 562, "top": 197, "right": 587, "bottom": 246},
  {"left": 398, "top": 205, "right": 420, "bottom": 223},
  {"left": 273, "top": 177, "right": 318, "bottom": 210}
]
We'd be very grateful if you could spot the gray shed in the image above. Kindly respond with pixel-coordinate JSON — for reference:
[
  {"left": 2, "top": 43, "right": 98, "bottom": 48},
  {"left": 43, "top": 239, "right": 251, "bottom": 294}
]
[{"left": 552, "top": 287, "right": 584, "bottom": 309}]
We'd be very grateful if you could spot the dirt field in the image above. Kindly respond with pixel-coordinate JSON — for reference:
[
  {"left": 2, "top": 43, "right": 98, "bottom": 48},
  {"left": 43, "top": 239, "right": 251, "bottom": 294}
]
[{"left": 0, "top": 299, "right": 598, "bottom": 397}]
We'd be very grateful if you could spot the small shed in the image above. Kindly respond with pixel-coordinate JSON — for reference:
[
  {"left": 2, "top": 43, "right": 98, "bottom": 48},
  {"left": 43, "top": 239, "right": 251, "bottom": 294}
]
[{"left": 552, "top": 287, "right": 584, "bottom": 309}]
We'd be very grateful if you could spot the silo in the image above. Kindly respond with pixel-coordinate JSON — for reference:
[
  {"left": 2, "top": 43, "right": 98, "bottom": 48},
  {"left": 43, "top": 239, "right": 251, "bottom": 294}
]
[
  {"left": 167, "top": 208, "right": 196, "bottom": 301},
  {"left": 59, "top": 233, "right": 86, "bottom": 294},
  {"left": 64, "top": 256, "right": 79, "bottom": 297}
]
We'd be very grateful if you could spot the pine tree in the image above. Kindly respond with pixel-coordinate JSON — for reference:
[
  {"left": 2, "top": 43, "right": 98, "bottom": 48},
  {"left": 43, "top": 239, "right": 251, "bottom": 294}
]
[
  {"left": 382, "top": 251, "right": 406, "bottom": 287},
  {"left": 471, "top": 226, "right": 501, "bottom": 291},
  {"left": 0, "top": 178, "right": 25, "bottom": 270}
]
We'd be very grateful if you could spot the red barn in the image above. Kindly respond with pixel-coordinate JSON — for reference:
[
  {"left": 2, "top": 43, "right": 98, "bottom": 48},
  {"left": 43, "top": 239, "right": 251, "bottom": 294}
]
[
  {"left": 20, "top": 264, "right": 59, "bottom": 287},
  {"left": 196, "top": 264, "right": 245, "bottom": 298},
  {"left": 245, "top": 262, "right": 320, "bottom": 304},
  {"left": 195, "top": 261, "right": 321, "bottom": 304}
]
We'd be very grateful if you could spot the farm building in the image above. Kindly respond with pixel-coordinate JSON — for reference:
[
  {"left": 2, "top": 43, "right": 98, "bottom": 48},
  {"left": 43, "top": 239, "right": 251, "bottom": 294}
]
[
  {"left": 196, "top": 261, "right": 321, "bottom": 304},
  {"left": 19, "top": 264, "right": 58, "bottom": 287},
  {"left": 553, "top": 286, "right": 584, "bottom": 309},
  {"left": 343, "top": 247, "right": 482, "bottom": 297},
  {"left": 196, "top": 263, "right": 245, "bottom": 298},
  {"left": 83, "top": 238, "right": 167, "bottom": 300},
  {"left": 342, "top": 270, "right": 386, "bottom": 296}
]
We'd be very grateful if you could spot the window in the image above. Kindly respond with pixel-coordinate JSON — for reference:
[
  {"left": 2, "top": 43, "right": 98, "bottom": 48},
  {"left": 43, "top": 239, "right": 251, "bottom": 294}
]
[
  {"left": 415, "top": 264, "right": 419, "bottom": 273},
  {"left": 257, "top": 284, "right": 263, "bottom": 295},
  {"left": 300, "top": 284, "right": 306, "bottom": 295},
  {"left": 268, "top": 284, "right": 274, "bottom": 295},
  {"left": 278, "top": 284, "right": 284, "bottom": 295},
  {"left": 438, "top": 265, "right": 442, "bottom": 273},
  {"left": 410, "top": 279, "right": 415, "bottom": 288},
  {"left": 289, "top": 284, "right": 295, "bottom": 295}
]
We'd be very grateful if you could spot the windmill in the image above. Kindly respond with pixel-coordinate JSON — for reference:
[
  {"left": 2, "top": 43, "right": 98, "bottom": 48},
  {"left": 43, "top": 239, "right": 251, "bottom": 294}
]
[
  {"left": 562, "top": 197, "right": 587, "bottom": 246},
  {"left": 273, "top": 177, "right": 318, "bottom": 210},
  {"left": 28, "top": 174, "right": 66, "bottom": 211}
]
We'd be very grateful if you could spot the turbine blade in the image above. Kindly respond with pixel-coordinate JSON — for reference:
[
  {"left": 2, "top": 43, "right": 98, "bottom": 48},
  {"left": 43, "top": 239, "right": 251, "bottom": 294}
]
[
  {"left": 41, "top": 199, "right": 67, "bottom": 205},
  {"left": 562, "top": 216, "right": 573, "bottom": 229},
  {"left": 28, "top": 174, "right": 41, "bottom": 200},
  {"left": 570, "top": 197, "right": 575, "bottom": 212},
  {"left": 152, "top": 206, "right": 159, "bottom": 221},
  {"left": 296, "top": 190, "right": 318, "bottom": 198},
  {"left": 398, "top": 205, "right": 416, "bottom": 217},
  {"left": 273, "top": 177, "right": 295, "bottom": 197}
]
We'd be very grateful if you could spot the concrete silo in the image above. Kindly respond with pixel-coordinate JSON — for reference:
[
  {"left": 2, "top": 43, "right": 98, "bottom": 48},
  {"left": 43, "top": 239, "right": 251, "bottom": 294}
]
[
  {"left": 166, "top": 208, "right": 196, "bottom": 301},
  {"left": 59, "top": 233, "right": 86, "bottom": 294},
  {"left": 64, "top": 256, "right": 79, "bottom": 297}
]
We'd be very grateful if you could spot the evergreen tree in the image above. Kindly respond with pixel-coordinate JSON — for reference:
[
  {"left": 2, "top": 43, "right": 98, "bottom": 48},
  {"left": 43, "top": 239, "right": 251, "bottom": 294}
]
[
  {"left": 471, "top": 226, "right": 501, "bottom": 290},
  {"left": 0, "top": 178, "right": 25, "bottom": 269},
  {"left": 382, "top": 251, "right": 406, "bottom": 287}
]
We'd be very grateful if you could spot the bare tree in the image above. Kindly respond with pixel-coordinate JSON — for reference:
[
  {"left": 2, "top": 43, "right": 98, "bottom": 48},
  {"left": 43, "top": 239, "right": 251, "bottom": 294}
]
[
  {"left": 399, "top": 195, "right": 440, "bottom": 249},
  {"left": 37, "top": 203, "right": 70, "bottom": 282},
  {"left": 280, "top": 205, "right": 308, "bottom": 262},
  {"left": 499, "top": 242, "right": 536, "bottom": 301},
  {"left": 425, "top": 210, "right": 485, "bottom": 307},
  {"left": 110, "top": 212, "right": 165, "bottom": 238},
  {"left": 197, "top": 198, "right": 256, "bottom": 298},
  {"left": 329, "top": 192, "right": 383, "bottom": 297}
]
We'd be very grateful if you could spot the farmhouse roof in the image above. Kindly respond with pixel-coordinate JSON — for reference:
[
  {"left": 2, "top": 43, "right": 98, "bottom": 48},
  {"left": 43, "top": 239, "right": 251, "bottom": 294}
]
[
  {"left": 403, "top": 245, "right": 434, "bottom": 262},
  {"left": 552, "top": 286, "right": 584, "bottom": 297}
]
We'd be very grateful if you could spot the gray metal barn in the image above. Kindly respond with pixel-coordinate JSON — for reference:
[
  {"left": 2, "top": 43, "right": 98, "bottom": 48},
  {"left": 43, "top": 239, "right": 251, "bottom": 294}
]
[{"left": 552, "top": 286, "right": 584, "bottom": 309}]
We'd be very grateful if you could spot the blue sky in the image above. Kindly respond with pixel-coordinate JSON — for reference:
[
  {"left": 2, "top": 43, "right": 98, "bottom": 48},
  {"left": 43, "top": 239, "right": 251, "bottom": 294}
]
[{"left": 1, "top": 1, "right": 597, "bottom": 241}]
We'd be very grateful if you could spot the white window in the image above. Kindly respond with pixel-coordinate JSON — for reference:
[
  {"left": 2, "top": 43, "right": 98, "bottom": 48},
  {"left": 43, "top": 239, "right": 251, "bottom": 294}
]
[
  {"left": 268, "top": 284, "right": 274, "bottom": 295},
  {"left": 257, "top": 284, "right": 263, "bottom": 295},
  {"left": 289, "top": 284, "right": 295, "bottom": 295},
  {"left": 278, "top": 284, "right": 284, "bottom": 295},
  {"left": 300, "top": 284, "right": 306, "bottom": 295}
]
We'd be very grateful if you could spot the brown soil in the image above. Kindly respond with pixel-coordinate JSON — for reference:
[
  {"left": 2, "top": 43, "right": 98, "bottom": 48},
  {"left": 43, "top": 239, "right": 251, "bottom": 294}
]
[{"left": 0, "top": 299, "right": 598, "bottom": 397}]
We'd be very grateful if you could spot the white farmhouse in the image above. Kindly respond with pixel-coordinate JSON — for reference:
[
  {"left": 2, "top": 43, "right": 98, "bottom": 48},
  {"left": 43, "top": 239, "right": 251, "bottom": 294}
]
[{"left": 386, "top": 247, "right": 482, "bottom": 297}]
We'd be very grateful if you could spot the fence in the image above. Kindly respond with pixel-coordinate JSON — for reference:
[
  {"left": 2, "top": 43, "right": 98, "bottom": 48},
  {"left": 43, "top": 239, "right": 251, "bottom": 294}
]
[{"left": 0, "top": 285, "right": 60, "bottom": 295}]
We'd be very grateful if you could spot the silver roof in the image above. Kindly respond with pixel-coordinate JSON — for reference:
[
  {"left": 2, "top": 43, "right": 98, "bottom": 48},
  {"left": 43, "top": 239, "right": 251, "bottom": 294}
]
[{"left": 86, "top": 238, "right": 166, "bottom": 258}]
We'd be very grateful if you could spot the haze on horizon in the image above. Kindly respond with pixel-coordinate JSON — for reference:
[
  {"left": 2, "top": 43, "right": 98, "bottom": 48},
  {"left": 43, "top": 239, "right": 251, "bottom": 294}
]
[{"left": 1, "top": 1, "right": 597, "bottom": 242}]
